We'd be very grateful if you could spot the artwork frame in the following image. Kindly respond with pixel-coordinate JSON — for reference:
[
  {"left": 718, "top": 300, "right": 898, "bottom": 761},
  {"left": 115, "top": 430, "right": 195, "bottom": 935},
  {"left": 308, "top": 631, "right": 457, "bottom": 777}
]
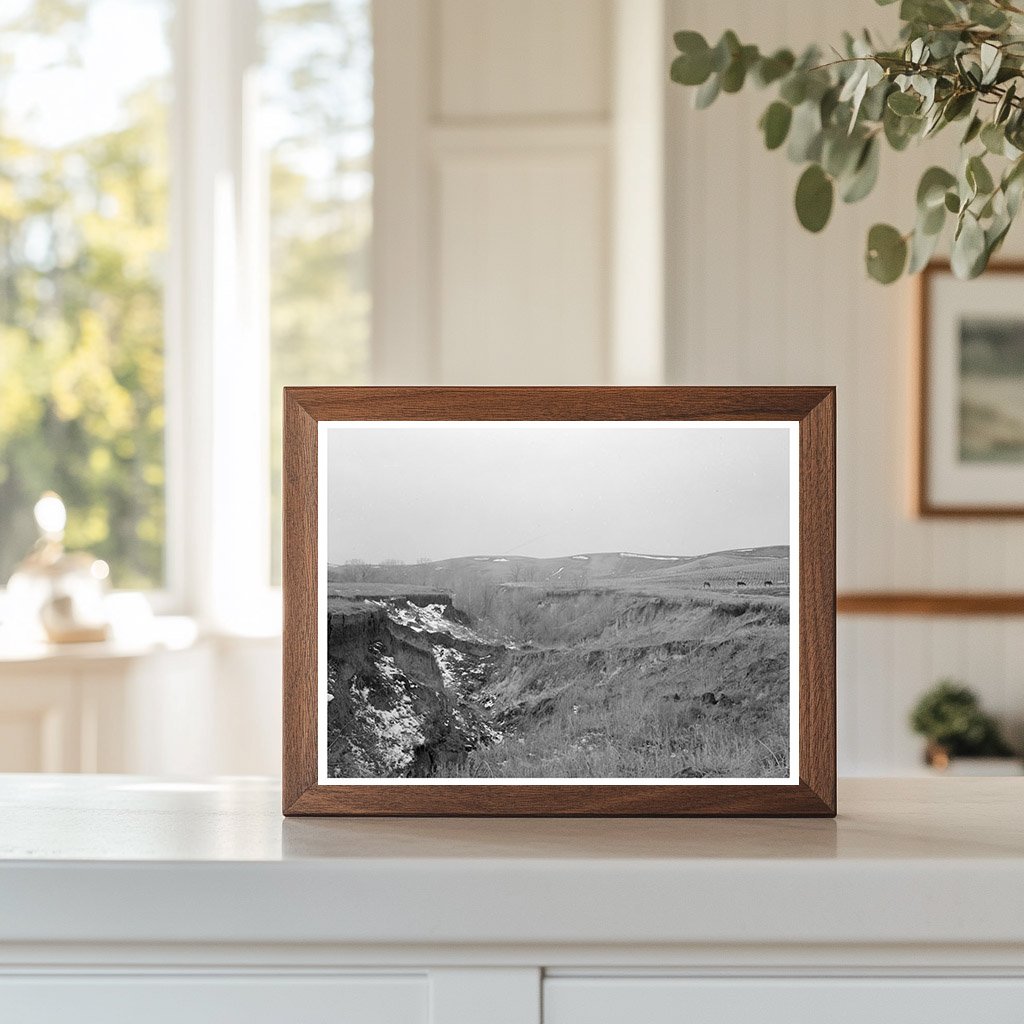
[
  {"left": 917, "top": 261, "right": 1024, "bottom": 517},
  {"left": 282, "top": 387, "right": 836, "bottom": 817}
]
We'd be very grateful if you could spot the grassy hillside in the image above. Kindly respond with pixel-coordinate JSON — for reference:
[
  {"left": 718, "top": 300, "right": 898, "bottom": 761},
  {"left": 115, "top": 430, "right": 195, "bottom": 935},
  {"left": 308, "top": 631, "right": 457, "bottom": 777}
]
[
  {"left": 450, "top": 587, "right": 789, "bottom": 779},
  {"left": 325, "top": 547, "right": 791, "bottom": 780}
]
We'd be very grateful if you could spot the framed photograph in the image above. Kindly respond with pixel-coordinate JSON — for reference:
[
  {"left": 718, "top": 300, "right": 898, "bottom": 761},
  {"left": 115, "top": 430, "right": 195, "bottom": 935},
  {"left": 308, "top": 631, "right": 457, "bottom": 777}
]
[
  {"left": 917, "top": 261, "right": 1024, "bottom": 516},
  {"left": 283, "top": 387, "right": 835, "bottom": 816}
]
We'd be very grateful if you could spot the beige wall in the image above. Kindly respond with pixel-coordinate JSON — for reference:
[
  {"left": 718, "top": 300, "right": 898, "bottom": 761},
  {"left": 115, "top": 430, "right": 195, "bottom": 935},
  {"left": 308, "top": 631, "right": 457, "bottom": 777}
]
[
  {"left": 665, "top": 0, "right": 1024, "bottom": 771},
  {"left": 374, "top": 0, "right": 620, "bottom": 385}
]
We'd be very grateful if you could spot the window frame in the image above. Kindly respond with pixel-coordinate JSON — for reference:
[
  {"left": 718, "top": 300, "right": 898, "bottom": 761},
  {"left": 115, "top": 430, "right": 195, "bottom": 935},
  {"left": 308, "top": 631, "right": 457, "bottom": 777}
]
[
  {"left": 1, "top": 0, "right": 371, "bottom": 634},
  {"left": 165, "top": 0, "right": 280, "bottom": 633}
]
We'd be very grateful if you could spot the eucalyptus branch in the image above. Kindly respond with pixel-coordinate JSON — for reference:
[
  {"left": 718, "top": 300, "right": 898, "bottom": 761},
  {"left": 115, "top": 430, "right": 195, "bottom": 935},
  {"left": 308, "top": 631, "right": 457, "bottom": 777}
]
[{"left": 670, "top": 0, "right": 1024, "bottom": 283}]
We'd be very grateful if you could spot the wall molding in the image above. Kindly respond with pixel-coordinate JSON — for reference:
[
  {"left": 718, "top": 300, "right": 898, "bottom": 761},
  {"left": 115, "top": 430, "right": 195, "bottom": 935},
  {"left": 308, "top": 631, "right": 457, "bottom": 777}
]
[{"left": 838, "top": 593, "right": 1024, "bottom": 616}]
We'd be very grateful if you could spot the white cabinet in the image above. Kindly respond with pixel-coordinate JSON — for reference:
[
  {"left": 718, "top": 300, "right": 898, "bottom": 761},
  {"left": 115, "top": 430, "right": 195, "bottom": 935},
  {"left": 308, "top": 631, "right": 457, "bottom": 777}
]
[
  {"left": 544, "top": 978, "right": 1024, "bottom": 1024},
  {"left": 1, "top": 778, "right": 1023, "bottom": 1023},
  {"left": 0, "top": 625, "right": 282, "bottom": 776},
  {"left": 0, "top": 975, "right": 427, "bottom": 1024},
  {"left": 0, "top": 638, "right": 210, "bottom": 773}
]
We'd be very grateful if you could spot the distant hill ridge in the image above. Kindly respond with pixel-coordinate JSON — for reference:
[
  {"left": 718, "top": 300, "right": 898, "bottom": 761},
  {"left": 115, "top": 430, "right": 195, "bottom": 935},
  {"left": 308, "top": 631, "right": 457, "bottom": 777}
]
[{"left": 329, "top": 546, "right": 789, "bottom": 590}]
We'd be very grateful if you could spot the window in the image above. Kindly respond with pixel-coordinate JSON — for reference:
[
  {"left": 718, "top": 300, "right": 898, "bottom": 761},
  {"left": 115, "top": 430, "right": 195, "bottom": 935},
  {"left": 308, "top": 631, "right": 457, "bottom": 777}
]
[
  {"left": 262, "top": 0, "right": 373, "bottom": 581},
  {"left": 0, "top": 0, "right": 172, "bottom": 589},
  {"left": 0, "top": 0, "right": 373, "bottom": 615}
]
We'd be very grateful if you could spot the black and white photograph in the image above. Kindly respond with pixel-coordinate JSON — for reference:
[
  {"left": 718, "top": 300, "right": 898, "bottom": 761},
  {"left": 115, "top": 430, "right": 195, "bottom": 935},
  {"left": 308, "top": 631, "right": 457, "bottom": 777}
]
[
  {"left": 919, "top": 263, "right": 1024, "bottom": 514},
  {"left": 958, "top": 317, "right": 1024, "bottom": 464},
  {"left": 318, "top": 421, "right": 798, "bottom": 784}
]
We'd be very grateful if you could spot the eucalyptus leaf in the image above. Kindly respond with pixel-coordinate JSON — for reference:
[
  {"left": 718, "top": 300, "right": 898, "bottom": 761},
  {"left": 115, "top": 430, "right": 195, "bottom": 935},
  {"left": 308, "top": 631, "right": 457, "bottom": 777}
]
[
  {"left": 942, "top": 91, "right": 974, "bottom": 122},
  {"left": 861, "top": 79, "right": 892, "bottom": 122},
  {"left": 1006, "top": 173, "right": 1024, "bottom": 218},
  {"left": 710, "top": 31, "right": 740, "bottom": 73},
  {"left": 888, "top": 90, "right": 921, "bottom": 115},
  {"left": 754, "top": 49, "right": 795, "bottom": 87},
  {"left": 840, "top": 59, "right": 884, "bottom": 130},
  {"left": 921, "top": 200, "right": 946, "bottom": 235},
  {"left": 820, "top": 85, "right": 841, "bottom": 126},
  {"left": 962, "top": 115, "right": 983, "bottom": 145},
  {"left": 967, "top": 154, "right": 995, "bottom": 195},
  {"left": 914, "top": 75, "right": 937, "bottom": 111},
  {"left": 884, "top": 106, "right": 922, "bottom": 150},
  {"left": 908, "top": 221, "right": 942, "bottom": 273},
  {"left": 927, "top": 30, "right": 963, "bottom": 60},
  {"left": 822, "top": 128, "right": 863, "bottom": 178},
  {"left": 787, "top": 101, "right": 823, "bottom": 162},
  {"left": 760, "top": 102, "right": 793, "bottom": 150},
  {"left": 922, "top": 105, "right": 944, "bottom": 137},
  {"left": 952, "top": 212, "right": 987, "bottom": 278},
  {"left": 866, "top": 223, "right": 908, "bottom": 283},
  {"left": 903, "top": 0, "right": 959, "bottom": 28},
  {"left": 779, "top": 73, "right": 807, "bottom": 106},
  {"left": 694, "top": 73, "right": 721, "bottom": 109},
  {"left": 917, "top": 166, "right": 957, "bottom": 210},
  {"left": 671, "top": 49, "right": 712, "bottom": 87},
  {"left": 981, "top": 121, "right": 1006, "bottom": 155},
  {"left": 970, "top": 2, "right": 1009, "bottom": 30},
  {"left": 1004, "top": 158, "right": 1024, "bottom": 216},
  {"left": 996, "top": 82, "right": 1017, "bottom": 124},
  {"left": 958, "top": 159, "right": 978, "bottom": 207},
  {"left": 721, "top": 44, "right": 759, "bottom": 92},
  {"left": 674, "top": 29, "right": 707, "bottom": 53},
  {"left": 980, "top": 42, "right": 1003, "bottom": 86},
  {"left": 842, "top": 137, "right": 881, "bottom": 203},
  {"left": 795, "top": 164, "right": 834, "bottom": 232}
]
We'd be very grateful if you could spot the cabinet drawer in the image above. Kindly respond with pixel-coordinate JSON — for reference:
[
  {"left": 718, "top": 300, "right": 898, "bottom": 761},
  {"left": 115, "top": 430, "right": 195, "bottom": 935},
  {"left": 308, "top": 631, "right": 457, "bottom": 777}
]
[
  {"left": 544, "top": 977, "right": 1024, "bottom": 1024},
  {"left": 0, "top": 974, "right": 427, "bottom": 1024}
]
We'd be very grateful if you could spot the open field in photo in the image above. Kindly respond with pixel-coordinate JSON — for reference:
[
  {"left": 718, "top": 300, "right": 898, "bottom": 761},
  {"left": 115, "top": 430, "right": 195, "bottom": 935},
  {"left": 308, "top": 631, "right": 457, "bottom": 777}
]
[{"left": 324, "top": 547, "right": 790, "bottom": 780}]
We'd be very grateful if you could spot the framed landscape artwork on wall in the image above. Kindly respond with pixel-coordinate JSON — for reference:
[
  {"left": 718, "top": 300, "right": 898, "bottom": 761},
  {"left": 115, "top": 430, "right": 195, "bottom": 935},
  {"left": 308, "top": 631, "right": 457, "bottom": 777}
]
[
  {"left": 918, "top": 262, "right": 1024, "bottom": 517},
  {"left": 282, "top": 387, "right": 836, "bottom": 816}
]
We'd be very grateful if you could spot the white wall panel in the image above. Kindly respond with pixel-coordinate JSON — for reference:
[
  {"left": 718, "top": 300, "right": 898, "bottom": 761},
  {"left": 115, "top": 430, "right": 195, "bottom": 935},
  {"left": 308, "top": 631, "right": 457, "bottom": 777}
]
[
  {"left": 431, "top": 0, "right": 614, "bottom": 384},
  {"left": 666, "top": 0, "right": 1024, "bottom": 774},
  {"left": 437, "top": 151, "right": 608, "bottom": 384},
  {"left": 376, "top": 0, "right": 621, "bottom": 387},
  {"left": 438, "top": 0, "right": 611, "bottom": 120}
]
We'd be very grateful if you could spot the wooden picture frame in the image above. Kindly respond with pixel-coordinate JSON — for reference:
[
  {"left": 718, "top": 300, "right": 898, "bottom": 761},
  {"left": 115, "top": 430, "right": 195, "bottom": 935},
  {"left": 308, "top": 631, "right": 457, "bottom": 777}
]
[
  {"left": 917, "top": 260, "right": 1024, "bottom": 517},
  {"left": 283, "top": 387, "right": 836, "bottom": 817}
]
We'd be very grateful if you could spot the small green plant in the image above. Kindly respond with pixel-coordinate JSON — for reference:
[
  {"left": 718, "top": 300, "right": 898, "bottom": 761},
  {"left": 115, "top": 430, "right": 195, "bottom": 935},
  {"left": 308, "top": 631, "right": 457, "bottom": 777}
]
[
  {"left": 670, "top": 0, "right": 1024, "bottom": 283},
  {"left": 909, "top": 679, "right": 1014, "bottom": 757}
]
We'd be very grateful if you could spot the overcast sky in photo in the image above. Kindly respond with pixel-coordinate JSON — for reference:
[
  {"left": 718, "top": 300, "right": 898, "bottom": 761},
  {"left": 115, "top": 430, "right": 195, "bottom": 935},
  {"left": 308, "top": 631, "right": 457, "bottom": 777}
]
[{"left": 326, "top": 424, "right": 792, "bottom": 563}]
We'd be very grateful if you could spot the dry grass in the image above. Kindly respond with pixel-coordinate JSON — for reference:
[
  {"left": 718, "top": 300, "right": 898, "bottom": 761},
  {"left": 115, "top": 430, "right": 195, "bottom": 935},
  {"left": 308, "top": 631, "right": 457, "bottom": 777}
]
[
  {"left": 448, "top": 591, "right": 791, "bottom": 780},
  {"left": 326, "top": 569, "right": 792, "bottom": 781}
]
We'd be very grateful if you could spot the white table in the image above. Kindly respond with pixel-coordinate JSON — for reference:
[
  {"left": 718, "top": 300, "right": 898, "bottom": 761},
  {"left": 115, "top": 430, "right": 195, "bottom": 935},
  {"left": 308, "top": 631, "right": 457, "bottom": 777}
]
[{"left": 1, "top": 776, "right": 1022, "bottom": 1023}]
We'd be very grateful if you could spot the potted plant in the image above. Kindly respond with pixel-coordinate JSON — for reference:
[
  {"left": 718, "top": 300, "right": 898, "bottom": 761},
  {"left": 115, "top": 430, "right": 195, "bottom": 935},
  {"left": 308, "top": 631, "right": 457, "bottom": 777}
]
[
  {"left": 670, "top": 0, "right": 1024, "bottom": 283},
  {"left": 909, "top": 679, "right": 1020, "bottom": 772}
]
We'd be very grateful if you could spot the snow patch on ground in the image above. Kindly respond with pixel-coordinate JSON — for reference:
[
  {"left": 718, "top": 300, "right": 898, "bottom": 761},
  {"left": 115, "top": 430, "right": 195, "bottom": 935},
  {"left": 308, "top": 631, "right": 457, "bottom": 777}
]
[
  {"left": 619, "top": 552, "right": 678, "bottom": 561},
  {"left": 330, "top": 656, "right": 424, "bottom": 777},
  {"left": 570, "top": 555, "right": 589, "bottom": 560},
  {"left": 430, "top": 644, "right": 502, "bottom": 743},
  {"left": 384, "top": 600, "right": 493, "bottom": 645},
  {"left": 432, "top": 644, "right": 466, "bottom": 691}
]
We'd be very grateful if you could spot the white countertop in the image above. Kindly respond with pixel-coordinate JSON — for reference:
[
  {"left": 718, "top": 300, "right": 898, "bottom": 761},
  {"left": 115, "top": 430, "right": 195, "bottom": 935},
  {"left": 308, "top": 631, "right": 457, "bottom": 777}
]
[{"left": 1, "top": 775, "right": 1022, "bottom": 951}]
